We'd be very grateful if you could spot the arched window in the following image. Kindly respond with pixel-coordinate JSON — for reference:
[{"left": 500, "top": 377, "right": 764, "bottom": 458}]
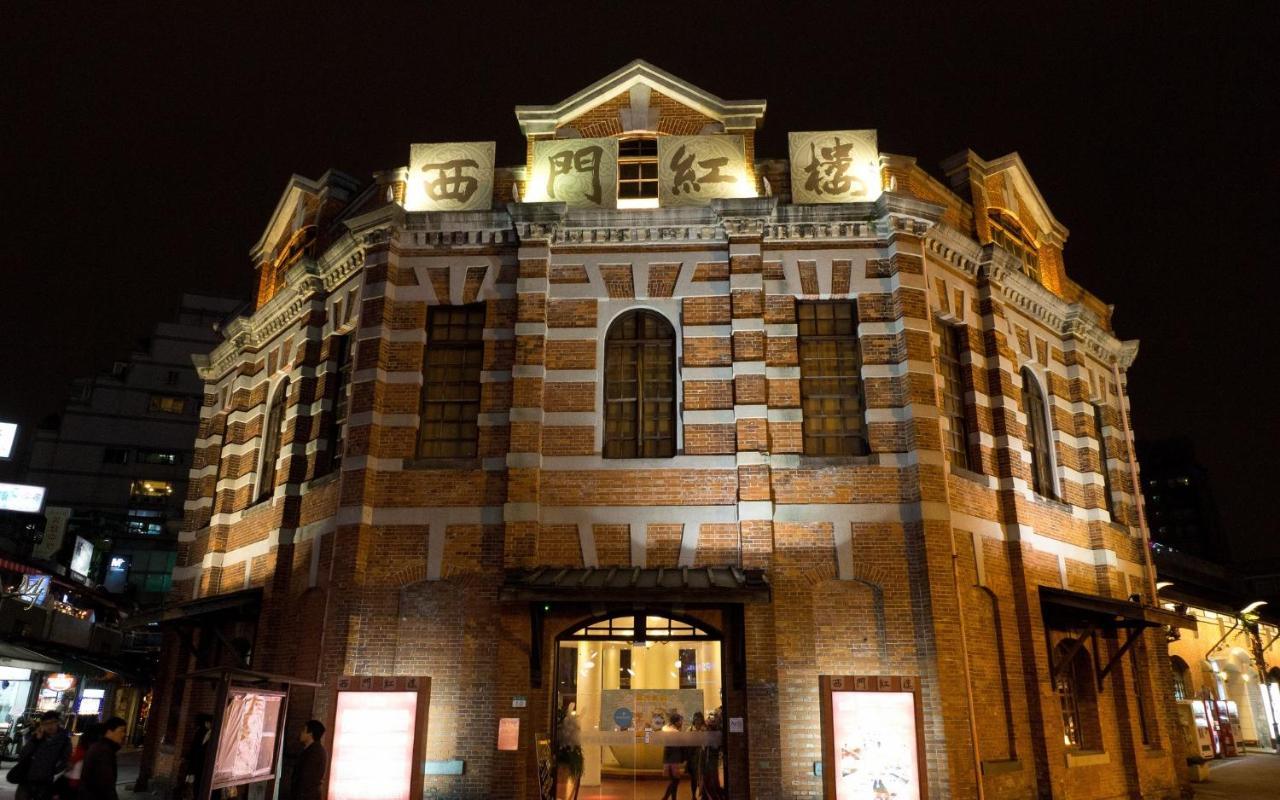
[
  {"left": 257, "top": 380, "right": 289, "bottom": 502},
  {"left": 1021, "top": 368, "right": 1057, "bottom": 499},
  {"left": 1171, "top": 656, "right": 1192, "bottom": 701},
  {"left": 603, "top": 310, "right": 676, "bottom": 459},
  {"left": 1055, "top": 639, "right": 1101, "bottom": 749}
]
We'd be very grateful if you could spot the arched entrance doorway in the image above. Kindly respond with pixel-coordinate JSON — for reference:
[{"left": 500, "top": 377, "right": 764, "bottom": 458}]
[{"left": 555, "top": 613, "right": 725, "bottom": 799}]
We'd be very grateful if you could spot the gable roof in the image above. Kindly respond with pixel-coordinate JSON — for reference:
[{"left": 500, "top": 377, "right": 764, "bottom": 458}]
[
  {"left": 249, "top": 169, "right": 362, "bottom": 264},
  {"left": 515, "top": 59, "right": 766, "bottom": 136},
  {"left": 942, "top": 150, "right": 1069, "bottom": 247}
]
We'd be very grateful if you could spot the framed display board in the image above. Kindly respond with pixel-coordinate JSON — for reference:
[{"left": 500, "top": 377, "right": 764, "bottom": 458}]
[
  {"left": 819, "top": 675, "right": 927, "bottom": 800},
  {"left": 327, "top": 676, "right": 431, "bottom": 800},
  {"left": 210, "top": 688, "right": 288, "bottom": 790}
]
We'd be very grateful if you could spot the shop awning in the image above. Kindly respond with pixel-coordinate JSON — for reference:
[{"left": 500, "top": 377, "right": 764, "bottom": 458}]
[
  {"left": 0, "top": 641, "right": 61, "bottom": 672},
  {"left": 1040, "top": 586, "right": 1196, "bottom": 632},
  {"left": 0, "top": 557, "right": 39, "bottom": 575},
  {"left": 122, "top": 587, "right": 262, "bottom": 629},
  {"left": 500, "top": 566, "right": 770, "bottom": 603}
]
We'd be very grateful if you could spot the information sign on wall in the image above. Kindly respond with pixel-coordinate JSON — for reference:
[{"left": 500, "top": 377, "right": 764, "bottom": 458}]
[
  {"left": 34, "top": 506, "right": 70, "bottom": 559},
  {"left": 406, "top": 142, "right": 496, "bottom": 212},
  {"left": 789, "top": 130, "right": 882, "bottom": 204},
  {"left": 0, "top": 482, "right": 45, "bottom": 513},
  {"left": 328, "top": 676, "right": 430, "bottom": 800},
  {"left": 211, "top": 688, "right": 286, "bottom": 790},
  {"left": 70, "top": 536, "right": 94, "bottom": 578},
  {"left": 820, "top": 675, "right": 926, "bottom": 800},
  {"left": 656, "top": 135, "right": 752, "bottom": 207},
  {"left": 528, "top": 137, "right": 618, "bottom": 208}
]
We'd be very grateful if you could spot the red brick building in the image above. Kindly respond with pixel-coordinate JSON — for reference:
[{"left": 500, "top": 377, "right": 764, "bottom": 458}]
[{"left": 140, "top": 61, "right": 1193, "bottom": 799}]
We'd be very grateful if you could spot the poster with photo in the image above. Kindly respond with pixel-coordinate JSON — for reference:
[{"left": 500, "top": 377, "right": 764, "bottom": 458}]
[
  {"left": 211, "top": 689, "right": 286, "bottom": 790},
  {"left": 822, "top": 676, "right": 926, "bottom": 800}
]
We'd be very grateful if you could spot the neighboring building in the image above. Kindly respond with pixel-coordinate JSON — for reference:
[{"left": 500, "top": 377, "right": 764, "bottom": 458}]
[
  {"left": 140, "top": 62, "right": 1194, "bottom": 799},
  {"left": 24, "top": 294, "right": 240, "bottom": 602},
  {"left": 1137, "top": 437, "right": 1224, "bottom": 561}
]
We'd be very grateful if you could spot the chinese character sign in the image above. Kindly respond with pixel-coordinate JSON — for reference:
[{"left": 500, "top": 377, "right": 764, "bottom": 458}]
[
  {"left": 789, "top": 130, "right": 882, "bottom": 204},
  {"left": 528, "top": 137, "right": 618, "bottom": 208},
  {"left": 406, "top": 141, "right": 495, "bottom": 212},
  {"left": 657, "top": 135, "right": 751, "bottom": 207}
]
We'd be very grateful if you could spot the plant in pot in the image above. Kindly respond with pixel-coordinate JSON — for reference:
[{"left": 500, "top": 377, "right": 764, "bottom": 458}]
[
  {"left": 1186, "top": 754, "right": 1210, "bottom": 782},
  {"left": 555, "top": 706, "right": 584, "bottom": 800}
]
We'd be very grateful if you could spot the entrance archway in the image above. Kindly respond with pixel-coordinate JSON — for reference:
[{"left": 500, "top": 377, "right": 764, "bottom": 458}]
[{"left": 554, "top": 613, "right": 725, "bottom": 800}]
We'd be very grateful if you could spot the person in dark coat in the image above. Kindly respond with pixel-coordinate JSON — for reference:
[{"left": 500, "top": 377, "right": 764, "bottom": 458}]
[
  {"left": 180, "top": 714, "right": 213, "bottom": 799},
  {"left": 78, "top": 717, "right": 126, "bottom": 800},
  {"left": 288, "top": 720, "right": 327, "bottom": 800},
  {"left": 16, "top": 711, "right": 71, "bottom": 800}
]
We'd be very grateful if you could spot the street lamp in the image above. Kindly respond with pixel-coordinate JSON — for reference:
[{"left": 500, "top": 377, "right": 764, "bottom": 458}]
[{"left": 1239, "top": 600, "right": 1279, "bottom": 748}]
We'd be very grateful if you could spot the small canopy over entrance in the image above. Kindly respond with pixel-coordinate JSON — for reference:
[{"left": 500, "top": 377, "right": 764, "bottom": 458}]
[{"left": 501, "top": 566, "right": 769, "bottom": 603}]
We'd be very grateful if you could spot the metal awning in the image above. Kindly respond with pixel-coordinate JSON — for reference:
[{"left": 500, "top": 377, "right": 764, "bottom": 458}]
[
  {"left": 183, "top": 667, "right": 321, "bottom": 688},
  {"left": 123, "top": 587, "right": 262, "bottom": 629},
  {"left": 500, "top": 566, "right": 770, "bottom": 603},
  {"left": 0, "top": 642, "right": 61, "bottom": 672},
  {"left": 1040, "top": 586, "right": 1196, "bottom": 632}
]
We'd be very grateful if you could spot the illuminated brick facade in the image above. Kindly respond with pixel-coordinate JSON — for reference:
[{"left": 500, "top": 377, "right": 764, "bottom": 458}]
[{"left": 143, "top": 62, "right": 1190, "bottom": 799}]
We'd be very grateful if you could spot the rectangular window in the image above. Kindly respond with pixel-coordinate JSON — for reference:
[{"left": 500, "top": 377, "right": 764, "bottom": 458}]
[
  {"left": 557, "top": 647, "right": 578, "bottom": 693},
  {"left": 102, "top": 448, "right": 129, "bottom": 465},
  {"left": 798, "top": 301, "right": 867, "bottom": 456},
  {"left": 679, "top": 648, "right": 698, "bottom": 689},
  {"left": 938, "top": 323, "right": 972, "bottom": 471},
  {"left": 326, "top": 334, "right": 354, "bottom": 473},
  {"left": 130, "top": 479, "right": 174, "bottom": 501},
  {"left": 418, "top": 304, "right": 485, "bottom": 458},
  {"left": 136, "top": 449, "right": 180, "bottom": 465},
  {"left": 148, "top": 394, "right": 186, "bottom": 414},
  {"left": 1130, "top": 646, "right": 1153, "bottom": 746},
  {"left": 618, "top": 138, "right": 658, "bottom": 202},
  {"left": 619, "top": 648, "right": 632, "bottom": 690},
  {"left": 165, "top": 370, "right": 180, "bottom": 386},
  {"left": 1094, "top": 403, "right": 1117, "bottom": 517}
]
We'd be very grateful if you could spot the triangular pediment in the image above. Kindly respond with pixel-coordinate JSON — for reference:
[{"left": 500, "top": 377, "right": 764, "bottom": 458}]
[
  {"left": 515, "top": 59, "right": 766, "bottom": 137},
  {"left": 942, "top": 150, "right": 1068, "bottom": 247},
  {"left": 250, "top": 170, "right": 361, "bottom": 265}
]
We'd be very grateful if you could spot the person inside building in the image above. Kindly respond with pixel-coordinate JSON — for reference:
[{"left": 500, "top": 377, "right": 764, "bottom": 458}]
[
  {"left": 78, "top": 717, "right": 126, "bottom": 800},
  {"left": 659, "top": 712, "right": 685, "bottom": 800},
  {"left": 287, "top": 720, "right": 327, "bottom": 800},
  {"left": 180, "top": 714, "right": 213, "bottom": 799},
  {"left": 685, "top": 712, "right": 705, "bottom": 800},
  {"left": 14, "top": 711, "right": 71, "bottom": 800}
]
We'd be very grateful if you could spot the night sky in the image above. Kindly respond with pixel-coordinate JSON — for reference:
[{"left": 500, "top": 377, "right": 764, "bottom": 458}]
[{"left": 3, "top": 5, "right": 1275, "bottom": 555}]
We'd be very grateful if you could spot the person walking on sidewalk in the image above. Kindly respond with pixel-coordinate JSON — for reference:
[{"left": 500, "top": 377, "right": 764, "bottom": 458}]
[
  {"left": 78, "top": 717, "right": 126, "bottom": 800},
  {"left": 15, "top": 712, "right": 71, "bottom": 800}
]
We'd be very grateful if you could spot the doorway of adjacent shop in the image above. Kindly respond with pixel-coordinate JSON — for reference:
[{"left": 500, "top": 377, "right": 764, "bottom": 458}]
[{"left": 553, "top": 613, "right": 725, "bottom": 800}]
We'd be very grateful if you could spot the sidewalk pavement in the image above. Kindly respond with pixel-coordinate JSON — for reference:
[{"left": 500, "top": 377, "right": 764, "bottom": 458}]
[
  {"left": 1193, "top": 751, "right": 1280, "bottom": 799},
  {"left": 0, "top": 748, "right": 154, "bottom": 800}
]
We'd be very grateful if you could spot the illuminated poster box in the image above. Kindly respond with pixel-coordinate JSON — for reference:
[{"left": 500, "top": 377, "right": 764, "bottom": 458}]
[
  {"left": 328, "top": 676, "right": 431, "bottom": 800},
  {"left": 820, "top": 675, "right": 927, "bottom": 800},
  {"left": 211, "top": 689, "right": 287, "bottom": 790}
]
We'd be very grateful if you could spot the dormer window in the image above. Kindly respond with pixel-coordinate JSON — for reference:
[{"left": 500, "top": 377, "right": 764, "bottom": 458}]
[
  {"left": 989, "top": 210, "right": 1041, "bottom": 283},
  {"left": 617, "top": 137, "right": 658, "bottom": 209}
]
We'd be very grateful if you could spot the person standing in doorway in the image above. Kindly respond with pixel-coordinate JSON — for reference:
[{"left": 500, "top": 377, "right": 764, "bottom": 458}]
[
  {"left": 78, "top": 717, "right": 126, "bottom": 800},
  {"left": 287, "top": 721, "right": 327, "bottom": 800},
  {"left": 15, "top": 711, "right": 71, "bottom": 800},
  {"left": 659, "top": 712, "right": 685, "bottom": 800}
]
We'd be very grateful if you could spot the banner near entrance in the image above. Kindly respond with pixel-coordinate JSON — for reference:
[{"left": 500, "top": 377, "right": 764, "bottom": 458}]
[
  {"left": 528, "top": 137, "right": 618, "bottom": 208},
  {"left": 406, "top": 142, "right": 495, "bottom": 212},
  {"left": 657, "top": 135, "right": 751, "bottom": 207},
  {"left": 789, "top": 130, "right": 882, "bottom": 204},
  {"left": 328, "top": 676, "right": 431, "bottom": 800},
  {"left": 820, "top": 675, "right": 926, "bottom": 800}
]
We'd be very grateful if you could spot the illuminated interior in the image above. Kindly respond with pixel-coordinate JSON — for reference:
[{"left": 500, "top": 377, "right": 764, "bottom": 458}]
[{"left": 556, "top": 614, "right": 724, "bottom": 799}]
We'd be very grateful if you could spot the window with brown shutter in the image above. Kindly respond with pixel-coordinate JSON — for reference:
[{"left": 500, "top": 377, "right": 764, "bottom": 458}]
[
  {"left": 603, "top": 310, "right": 675, "bottom": 459},
  {"left": 798, "top": 301, "right": 867, "bottom": 456},
  {"left": 938, "top": 322, "right": 974, "bottom": 471},
  {"left": 418, "top": 304, "right": 485, "bottom": 458}
]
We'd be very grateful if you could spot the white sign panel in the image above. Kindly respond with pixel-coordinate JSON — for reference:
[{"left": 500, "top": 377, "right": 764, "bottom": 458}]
[
  {"left": 0, "top": 421, "right": 16, "bottom": 458},
  {"left": 789, "top": 130, "right": 882, "bottom": 204},
  {"left": 406, "top": 141, "right": 495, "bottom": 212},
  {"left": 0, "top": 482, "right": 45, "bottom": 513},
  {"left": 70, "top": 536, "right": 94, "bottom": 578},
  {"left": 657, "top": 135, "right": 752, "bottom": 207},
  {"left": 34, "top": 506, "right": 71, "bottom": 559},
  {"left": 528, "top": 137, "right": 618, "bottom": 208},
  {"left": 831, "top": 690, "right": 921, "bottom": 800},
  {"left": 329, "top": 691, "right": 419, "bottom": 800}
]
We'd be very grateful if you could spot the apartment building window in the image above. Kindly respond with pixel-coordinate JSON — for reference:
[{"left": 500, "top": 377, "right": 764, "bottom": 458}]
[
  {"left": 102, "top": 448, "right": 129, "bottom": 465},
  {"left": 257, "top": 380, "right": 289, "bottom": 502},
  {"left": 989, "top": 210, "right": 1041, "bottom": 283},
  {"left": 165, "top": 370, "right": 180, "bottom": 386},
  {"left": 1093, "top": 403, "right": 1117, "bottom": 517},
  {"left": 937, "top": 323, "right": 974, "bottom": 471},
  {"left": 149, "top": 394, "right": 186, "bottom": 414},
  {"left": 326, "top": 334, "right": 354, "bottom": 472},
  {"left": 418, "top": 304, "right": 485, "bottom": 459},
  {"left": 1021, "top": 368, "right": 1057, "bottom": 499},
  {"left": 136, "top": 449, "right": 180, "bottom": 466},
  {"left": 618, "top": 137, "right": 658, "bottom": 208},
  {"left": 798, "top": 301, "right": 867, "bottom": 457},
  {"left": 603, "top": 310, "right": 675, "bottom": 459}
]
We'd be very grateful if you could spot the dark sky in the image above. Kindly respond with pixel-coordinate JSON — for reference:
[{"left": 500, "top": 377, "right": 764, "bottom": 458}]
[{"left": 3, "top": 5, "right": 1276, "bottom": 555}]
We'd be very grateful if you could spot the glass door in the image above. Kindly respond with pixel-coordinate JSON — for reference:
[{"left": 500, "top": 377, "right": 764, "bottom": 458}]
[{"left": 556, "top": 614, "right": 724, "bottom": 800}]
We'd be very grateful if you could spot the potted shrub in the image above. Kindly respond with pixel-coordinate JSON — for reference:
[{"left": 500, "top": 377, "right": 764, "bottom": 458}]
[
  {"left": 1187, "top": 755, "right": 1210, "bottom": 782},
  {"left": 555, "top": 707, "right": 584, "bottom": 800}
]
